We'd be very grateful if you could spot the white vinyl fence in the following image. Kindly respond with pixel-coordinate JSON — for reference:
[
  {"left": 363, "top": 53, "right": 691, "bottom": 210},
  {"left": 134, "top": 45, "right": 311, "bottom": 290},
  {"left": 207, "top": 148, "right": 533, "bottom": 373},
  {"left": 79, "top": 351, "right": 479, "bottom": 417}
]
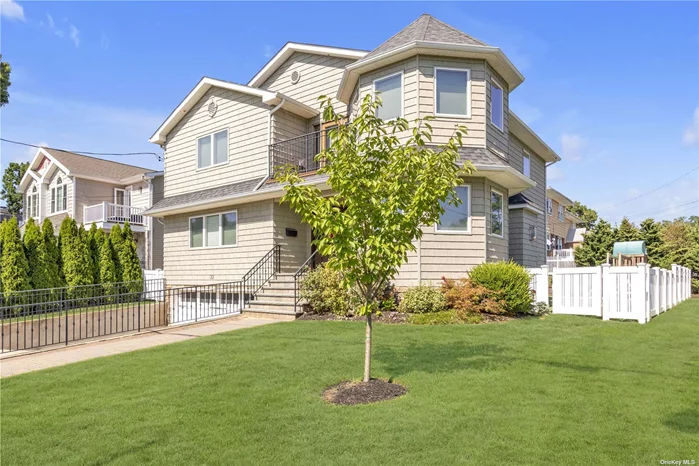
[
  {"left": 143, "top": 269, "right": 165, "bottom": 302},
  {"left": 528, "top": 263, "right": 692, "bottom": 324}
]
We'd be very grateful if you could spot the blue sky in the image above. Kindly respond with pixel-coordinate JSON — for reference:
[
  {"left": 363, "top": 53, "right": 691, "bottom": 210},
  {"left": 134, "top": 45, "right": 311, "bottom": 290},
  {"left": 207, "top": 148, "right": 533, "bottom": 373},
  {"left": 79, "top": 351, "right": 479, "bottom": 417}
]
[{"left": 1, "top": 1, "right": 698, "bottom": 223}]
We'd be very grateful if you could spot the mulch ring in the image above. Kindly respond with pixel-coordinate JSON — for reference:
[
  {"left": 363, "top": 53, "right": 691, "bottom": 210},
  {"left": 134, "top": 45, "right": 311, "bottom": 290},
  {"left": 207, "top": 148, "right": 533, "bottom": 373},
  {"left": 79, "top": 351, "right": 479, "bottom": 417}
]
[
  {"left": 324, "top": 379, "right": 407, "bottom": 405},
  {"left": 298, "top": 311, "right": 408, "bottom": 324}
]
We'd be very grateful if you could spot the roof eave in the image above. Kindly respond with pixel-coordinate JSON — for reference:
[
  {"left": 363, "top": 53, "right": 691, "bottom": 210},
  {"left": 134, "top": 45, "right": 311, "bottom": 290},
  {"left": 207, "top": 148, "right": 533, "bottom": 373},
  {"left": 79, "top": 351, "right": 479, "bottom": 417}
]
[
  {"left": 248, "top": 42, "right": 368, "bottom": 88},
  {"left": 546, "top": 187, "right": 574, "bottom": 206},
  {"left": 509, "top": 113, "right": 561, "bottom": 164},
  {"left": 337, "top": 41, "right": 525, "bottom": 104},
  {"left": 472, "top": 163, "right": 536, "bottom": 196}
]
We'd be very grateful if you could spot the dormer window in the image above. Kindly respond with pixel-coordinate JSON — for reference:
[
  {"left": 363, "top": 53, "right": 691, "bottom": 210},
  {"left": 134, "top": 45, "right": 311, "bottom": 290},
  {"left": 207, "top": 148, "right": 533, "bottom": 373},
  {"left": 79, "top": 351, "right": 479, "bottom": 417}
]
[
  {"left": 51, "top": 177, "right": 67, "bottom": 214},
  {"left": 373, "top": 72, "right": 403, "bottom": 121},
  {"left": 434, "top": 68, "right": 470, "bottom": 118},
  {"left": 490, "top": 80, "right": 504, "bottom": 130},
  {"left": 197, "top": 129, "right": 228, "bottom": 169}
]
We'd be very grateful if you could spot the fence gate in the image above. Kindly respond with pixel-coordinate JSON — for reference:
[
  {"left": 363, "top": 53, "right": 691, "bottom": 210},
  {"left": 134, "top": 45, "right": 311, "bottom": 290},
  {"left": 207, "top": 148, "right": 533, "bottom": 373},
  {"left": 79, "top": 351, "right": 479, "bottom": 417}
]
[
  {"left": 551, "top": 266, "right": 603, "bottom": 317},
  {"left": 602, "top": 266, "right": 647, "bottom": 323}
]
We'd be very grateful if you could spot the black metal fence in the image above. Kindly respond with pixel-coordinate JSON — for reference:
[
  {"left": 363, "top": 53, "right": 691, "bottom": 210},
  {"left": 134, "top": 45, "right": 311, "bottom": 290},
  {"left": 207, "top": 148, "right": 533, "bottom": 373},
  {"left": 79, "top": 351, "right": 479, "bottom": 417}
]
[
  {"left": 1, "top": 246, "right": 282, "bottom": 353},
  {"left": 1, "top": 279, "right": 166, "bottom": 354}
]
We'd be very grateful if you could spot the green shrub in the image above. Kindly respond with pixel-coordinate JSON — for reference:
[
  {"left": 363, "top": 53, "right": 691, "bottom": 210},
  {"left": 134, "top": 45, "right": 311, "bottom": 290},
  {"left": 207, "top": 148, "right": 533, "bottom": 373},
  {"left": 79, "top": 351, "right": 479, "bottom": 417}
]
[
  {"left": 468, "top": 261, "right": 532, "bottom": 315},
  {"left": 692, "top": 279, "right": 699, "bottom": 295},
  {"left": 398, "top": 285, "right": 446, "bottom": 314},
  {"left": 41, "top": 219, "right": 63, "bottom": 288},
  {"left": 441, "top": 277, "right": 507, "bottom": 316},
  {"left": 300, "top": 264, "right": 354, "bottom": 316},
  {"left": 23, "top": 218, "right": 52, "bottom": 290},
  {"left": 528, "top": 301, "right": 552, "bottom": 316},
  {"left": 0, "top": 217, "right": 30, "bottom": 295}
]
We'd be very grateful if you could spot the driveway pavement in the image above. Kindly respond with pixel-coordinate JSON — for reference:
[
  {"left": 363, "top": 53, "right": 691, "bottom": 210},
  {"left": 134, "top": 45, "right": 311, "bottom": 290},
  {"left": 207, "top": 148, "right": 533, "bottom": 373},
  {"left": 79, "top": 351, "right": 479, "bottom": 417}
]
[{"left": 0, "top": 316, "right": 278, "bottom": 378}]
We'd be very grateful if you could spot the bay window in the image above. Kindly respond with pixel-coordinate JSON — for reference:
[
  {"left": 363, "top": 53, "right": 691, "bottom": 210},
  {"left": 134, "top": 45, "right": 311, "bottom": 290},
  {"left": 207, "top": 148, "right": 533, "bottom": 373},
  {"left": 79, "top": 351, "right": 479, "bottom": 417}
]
[
  {"left": 373, "top": 73, "right": 402, "bottom": 121},
  {"left": 190, "top": 211, "right": 238, "bottom": 248},
  {"left": 436, "top": 185, "right": 471, "bottom": 233},
  {"left": 435, "top": 68, "right": 470, "bottom": 117}
]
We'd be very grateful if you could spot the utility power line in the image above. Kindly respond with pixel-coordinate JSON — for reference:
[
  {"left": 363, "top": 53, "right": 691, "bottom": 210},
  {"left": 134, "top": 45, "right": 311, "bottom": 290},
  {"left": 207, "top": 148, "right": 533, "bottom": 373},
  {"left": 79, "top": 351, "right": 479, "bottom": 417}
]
[
  {"left": 0, "top": 138, "right": 163, "bottom": 162},
  {"left": 598, "top": 166, "right": 699, "bottom": 212},
  {"left": 624, "top": 199, "right": 699, "bottom": 220}
]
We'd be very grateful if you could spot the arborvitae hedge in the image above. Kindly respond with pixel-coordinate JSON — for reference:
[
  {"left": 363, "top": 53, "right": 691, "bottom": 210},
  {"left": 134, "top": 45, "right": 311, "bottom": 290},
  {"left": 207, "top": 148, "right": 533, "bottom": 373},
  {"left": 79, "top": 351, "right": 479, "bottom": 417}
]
[
  {"left": 23, "top": 218, "right": 52, "bottom": 291},
  {"left": 0, "top": 217, "right": 30, "bottom": 295},
  {"left": 119, "top": 222, "right": 143, "bottom": 293},
  {"left": 109, "top": 224, "right": 125, "bottom": 282},
  {"left": 98, "top": 236, "right": 119, "bottom": 298},
  {"left": 41, "top": 219, "right": 63, "bottom": 288}
]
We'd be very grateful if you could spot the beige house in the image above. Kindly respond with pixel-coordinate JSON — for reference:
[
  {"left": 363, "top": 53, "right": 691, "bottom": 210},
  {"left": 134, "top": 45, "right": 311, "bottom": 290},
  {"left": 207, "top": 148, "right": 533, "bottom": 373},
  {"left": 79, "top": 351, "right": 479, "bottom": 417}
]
[
  {"left": 145, "top": 14, "right": 562, "bottom": 317},
  {"left": 19, "top": 147, "right": 164, "bottom": 269},
  {"left": 546, "top": 186, "right": 585, "bottom": 254}
]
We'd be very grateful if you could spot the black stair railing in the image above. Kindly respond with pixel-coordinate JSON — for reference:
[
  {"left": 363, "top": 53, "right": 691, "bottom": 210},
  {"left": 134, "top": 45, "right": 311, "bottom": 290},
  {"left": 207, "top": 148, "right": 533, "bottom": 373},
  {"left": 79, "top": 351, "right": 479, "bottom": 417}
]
[
  {"left": 242, "top": 245, "right": 281, "bottom": 308},
  {"left": 293, "top": 250, "right": 318, "bottom": 314}
]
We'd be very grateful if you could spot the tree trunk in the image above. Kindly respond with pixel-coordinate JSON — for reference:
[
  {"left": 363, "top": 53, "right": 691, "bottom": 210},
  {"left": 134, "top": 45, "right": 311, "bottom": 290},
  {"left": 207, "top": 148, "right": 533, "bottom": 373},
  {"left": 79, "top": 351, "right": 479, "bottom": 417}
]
[{"left": 363, "top": 313, "right": 372, "bottom": 382}]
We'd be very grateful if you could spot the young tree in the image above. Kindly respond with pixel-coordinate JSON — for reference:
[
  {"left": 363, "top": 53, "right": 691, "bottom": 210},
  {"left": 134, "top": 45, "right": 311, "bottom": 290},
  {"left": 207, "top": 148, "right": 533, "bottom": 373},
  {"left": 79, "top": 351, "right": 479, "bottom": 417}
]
[
  {"left": 88, "top": 225, "right": 107, "bottom": 283},
  {"left": 22, "top": 218, "right": 52, "bottom": 290},
  {"left": 567, "top": 201, "right": 598, "bottom": 230},
  {"left": 615, "top": 217, "right": 641, "bottom": 243},
  {"left": 277, "top": 95, "right": 471, "bottom": 382},
  {"left": 62, "top": 222, "right": 94, "bottom": 294},
  {"left": 1, "top": 162, "right": 29, "bottom": 217},
  {"left": 58, "top": 217, "right": 77, "bottom": 281},
  {"left": 575, "top": 219, "right": 616, "bottom": 266},
  {"left": 639, "top": 218, "right": 668, "bottom": 268},
  {"left": 41, "top": 219, "right": 63, "bottom": 288},
  {"left": 0, "top": 217, "right": 30, "bottom": 295}
]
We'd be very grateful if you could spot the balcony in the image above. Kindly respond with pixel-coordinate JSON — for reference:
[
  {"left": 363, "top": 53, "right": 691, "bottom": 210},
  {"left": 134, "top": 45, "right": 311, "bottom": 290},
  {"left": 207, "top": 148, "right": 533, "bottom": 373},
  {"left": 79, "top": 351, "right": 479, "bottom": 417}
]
[
  {"left": 547, "top": 248, "right": 576, "bottom": 269},
  {"left": 83, "top": 202, "right": 146, "bottom": 228},
  {"left": 269, "top": 130, "right": 325, "bottom": 177}
]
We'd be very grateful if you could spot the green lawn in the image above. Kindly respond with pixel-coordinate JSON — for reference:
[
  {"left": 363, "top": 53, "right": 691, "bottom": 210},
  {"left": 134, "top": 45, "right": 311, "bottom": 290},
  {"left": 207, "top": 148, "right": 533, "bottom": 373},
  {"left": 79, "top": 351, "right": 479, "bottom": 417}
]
[{"left": 3, "top": 300, "right": 698, "bottom": 465}]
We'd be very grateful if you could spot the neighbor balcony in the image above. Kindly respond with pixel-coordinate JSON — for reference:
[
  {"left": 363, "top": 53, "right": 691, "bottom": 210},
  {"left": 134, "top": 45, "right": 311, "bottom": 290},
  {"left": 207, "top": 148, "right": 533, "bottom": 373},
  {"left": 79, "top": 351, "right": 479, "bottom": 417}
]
[
  {"left": 269, "top": 129, "right": 329, "bottom": 177},
  {"left": 83, "top": 202, "right": 147, "bottom": 231}
]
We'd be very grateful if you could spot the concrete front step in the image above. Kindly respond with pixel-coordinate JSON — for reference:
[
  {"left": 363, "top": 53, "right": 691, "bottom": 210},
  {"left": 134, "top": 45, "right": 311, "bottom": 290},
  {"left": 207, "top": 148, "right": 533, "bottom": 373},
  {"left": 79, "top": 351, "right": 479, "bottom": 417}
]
[
  {"left": 244, "top": 309, "right": 297, "bottom": 321},
  {"left": 254, "top": 291, "right": 297, "bottom": 300}
]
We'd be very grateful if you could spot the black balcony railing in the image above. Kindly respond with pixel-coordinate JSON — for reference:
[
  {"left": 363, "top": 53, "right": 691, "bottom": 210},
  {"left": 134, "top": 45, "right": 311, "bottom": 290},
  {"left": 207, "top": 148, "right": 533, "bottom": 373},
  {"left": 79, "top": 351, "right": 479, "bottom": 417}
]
[{"left": 269, "top": 130, "right": 324, "bottom": 177}]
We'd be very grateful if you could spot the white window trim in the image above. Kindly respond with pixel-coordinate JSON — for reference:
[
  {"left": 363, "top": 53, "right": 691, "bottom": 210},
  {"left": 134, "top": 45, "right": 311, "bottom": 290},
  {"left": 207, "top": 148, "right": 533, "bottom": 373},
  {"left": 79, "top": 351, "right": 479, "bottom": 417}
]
[
  {"left": 489, "top": 79, "right": 504, "bottom": 132},
  {"left": 189, "top": 210, "right": 238, "bottom": 250},
  {"left": 558, "top": 205, "right": 564, "bottom": 222},
  {"left": 522, "top": 150, "right": 531, "bottom": 178},
  {"left": 50, "top": 184, "right": 68, "bottom": 215},
  {"left": 433, "top": 67, "right": 472, "bottom": 119},
  {"left": 435, "top": 184, "right": 472, "bottom": 235},
  {"left": 490, "top": 189, "right": 505, "bottom": 238},
  {"left": 28, "top": 186, "right": 39, "bottom": 219},
  {"left": 372, "top": 71, "right": 404, "bottom": 121},
  {"left": 114, "top": 188, "right": 128, "bottom": 206},
  {"left": 196, "top": 128, "right": 230, "bottom": 171},
  {"left": 547, "top": 199, "right": 553, "bottom": 216}
]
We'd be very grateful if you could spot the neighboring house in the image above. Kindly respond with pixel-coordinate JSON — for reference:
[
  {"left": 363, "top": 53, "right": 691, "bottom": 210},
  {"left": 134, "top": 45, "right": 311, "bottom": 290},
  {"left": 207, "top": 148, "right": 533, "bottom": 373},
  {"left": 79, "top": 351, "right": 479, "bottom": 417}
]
[
  {"left": 18, "top": 147, "right": 165, "bottom": 269},
  {"left": 546, "top": 186, "right": 585, "bottom": 255},
  {"left": 0, "top": 206, "right": 12, "bottom": 223},
  {"left": 145, "top": 14, "right": 562, "bottom": 317}
]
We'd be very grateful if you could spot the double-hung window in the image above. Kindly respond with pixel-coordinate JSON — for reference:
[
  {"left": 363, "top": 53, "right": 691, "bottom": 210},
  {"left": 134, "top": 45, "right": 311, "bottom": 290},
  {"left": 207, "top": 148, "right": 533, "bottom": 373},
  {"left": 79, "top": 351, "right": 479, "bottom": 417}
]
[
  {"left": 51, "top": 177, "right": 67, "bottom": 214},
  {"left": 546, "top": 199, "right": 553, "bottom": 216},
  {"left": 190, "top": 211, "right": 237, "bottom": 248},
  {"left": 523, "top": 152, "right": 531, "bottom": 178},
  {"left": 373, "top": 73, "right": 402, "bottom": 121},
  {"left": 490, "top": 190, "right": 504, "bottom": 237},
  {"left": 197, "top": 129, "right": 228, "bottom": 169},
  {"left": 27, "top": 186, "right": 39, "bottom": 218},
  {"left": 490, "top": 80, "right": 504, "bottom": 130},
  {"left": 436, "top": 185, "right": 471, "bottom": 233},
  {"left": 558, "top": 205, "right": 564, "bottom": 221},
  {"left": 435, "top": 68, "right": 470, "bottom": 117}
]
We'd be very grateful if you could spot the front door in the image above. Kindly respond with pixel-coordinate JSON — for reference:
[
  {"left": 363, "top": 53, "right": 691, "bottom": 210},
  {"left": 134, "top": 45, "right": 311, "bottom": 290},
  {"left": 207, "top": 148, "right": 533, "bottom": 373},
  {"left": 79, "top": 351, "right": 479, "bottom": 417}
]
[{"left": 114, "top": 189, "right": 129, "bottom": 222}]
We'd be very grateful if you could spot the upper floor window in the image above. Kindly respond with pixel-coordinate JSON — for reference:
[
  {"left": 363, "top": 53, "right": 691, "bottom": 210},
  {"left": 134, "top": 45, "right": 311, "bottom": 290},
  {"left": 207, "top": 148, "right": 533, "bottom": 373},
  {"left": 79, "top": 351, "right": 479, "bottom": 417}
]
[
  {"left": 490, "top": 190, "right": 504, "bottom": 237},
  {"left": 436, "top": 185, "right": 471, "bottom": 233},
  {"left": 546, "top": 199, "right": 553, "bottom": 216},
  {"left": 523, "top": 151, "right": 531, "bottom": 178},
  {"left": 490, "top": 81, "right": 504, "bottom": 130},
  {"left": 435, "top": 68, "right": 470, "bottom": 117},
  {"left": 558, "top": 205, "right": 564, "bottom": 221},
  {"left": 373, "top": 73, "right": 402, "bottom": 121},
  {"left": 197, "top": 129, "right": 228, "bottom": 169},
  {"left": 27, "top": 186, "right": 38, "bottom": 218},
  {"left": 51, "top": 177, "right": 67, "bottom": 214},
  {"left": 190, "top": 211, "right": 237, "bottom": 249}
]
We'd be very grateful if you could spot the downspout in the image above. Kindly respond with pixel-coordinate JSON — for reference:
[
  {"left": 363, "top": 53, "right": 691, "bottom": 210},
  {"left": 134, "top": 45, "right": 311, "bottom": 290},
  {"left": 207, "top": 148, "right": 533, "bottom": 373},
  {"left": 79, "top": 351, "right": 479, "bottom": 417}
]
[
  {"left": 144, "top": 174, "right": 154, "bottom": 270},
  {"left": 256, "top": 98, "right": 286, "bottom": 191}
]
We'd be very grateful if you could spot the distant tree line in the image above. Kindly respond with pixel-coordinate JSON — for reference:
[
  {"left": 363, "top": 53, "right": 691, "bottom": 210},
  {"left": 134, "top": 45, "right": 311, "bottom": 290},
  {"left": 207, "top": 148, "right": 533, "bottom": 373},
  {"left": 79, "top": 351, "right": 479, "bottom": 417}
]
[{"left": 0, "top": 216, "right": 143, "bottom": 297}]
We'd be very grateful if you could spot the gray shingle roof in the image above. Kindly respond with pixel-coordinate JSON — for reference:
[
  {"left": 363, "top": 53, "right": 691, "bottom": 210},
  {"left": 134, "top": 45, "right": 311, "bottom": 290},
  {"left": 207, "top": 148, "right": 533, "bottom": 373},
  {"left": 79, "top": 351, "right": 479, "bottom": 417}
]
[
  {"left": 508, "top": 193, "right": 535, "bottom": 206},
  {"left": 45, "top": 148, "right": 156, "bottom": 182},
  {"left": 362, "top": 14, "right": 488, "bottom": 61},
  {"left": 145, "top": 177, "right": 265, "bottom": 214},
  {"left": 457, "top": 146, "right": 507, "bottom": 167}
]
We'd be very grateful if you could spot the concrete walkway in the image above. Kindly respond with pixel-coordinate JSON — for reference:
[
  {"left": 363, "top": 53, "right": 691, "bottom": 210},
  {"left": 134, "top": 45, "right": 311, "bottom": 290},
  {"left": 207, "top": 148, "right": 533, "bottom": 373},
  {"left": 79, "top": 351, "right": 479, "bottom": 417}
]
[{"left": 0, "top": 316, "right": 278, "bottom": 378}]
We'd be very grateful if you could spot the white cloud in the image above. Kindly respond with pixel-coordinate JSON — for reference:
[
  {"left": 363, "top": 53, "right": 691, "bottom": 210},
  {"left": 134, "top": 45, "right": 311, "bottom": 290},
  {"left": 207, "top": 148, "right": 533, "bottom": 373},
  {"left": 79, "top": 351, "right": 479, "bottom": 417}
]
[
  {"left": 100, "top": 32, "right": 109, "bottom": 50},
  {"left": 560, "top": 133, "right": 586, "bottom": 162},
  {"left": 547, "top": 165, "right": 564, "bottom": 182},
  {"left": 0, "top": 0, "right": 24, "bottom": 21},
  {"left": 682, "top": 107, "right": 699, "bottom": 146},
  {"left": 42, "top": 13, "right": 64, "bottom": 37},
  {"left": 263, "top": 45, "right": 274, "bottom": 58},
  {"left": 69, "top": 24, "right": 80, "bottom": 48}
]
